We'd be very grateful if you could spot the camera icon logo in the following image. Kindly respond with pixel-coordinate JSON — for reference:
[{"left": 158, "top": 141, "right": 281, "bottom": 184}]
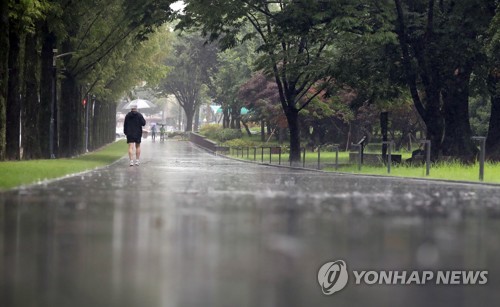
[{"left": 318, "top": 260, "right": 349, "bottom": 295}]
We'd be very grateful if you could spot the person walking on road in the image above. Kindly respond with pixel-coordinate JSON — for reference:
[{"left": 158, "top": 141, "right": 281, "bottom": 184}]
[
  {"left": 151, "top": 124, "right": 157, "bottom": 141},
  {"left": 160, "top": 124, "right": 166, "bottom": 142},
  {"left": 124, "top": 104, "right": 146, "bottom": 166}
]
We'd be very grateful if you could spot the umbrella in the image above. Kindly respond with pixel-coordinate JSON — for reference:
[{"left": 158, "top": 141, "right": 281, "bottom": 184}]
[
  {"left": 123, "top": 99, "right": 156, "bottom": 109},
  {"left": 210, "top": 105, "right": 221, "bottom": 114},
  {"left": 213, "top": 106, "right": 250, "bottom": 114}
]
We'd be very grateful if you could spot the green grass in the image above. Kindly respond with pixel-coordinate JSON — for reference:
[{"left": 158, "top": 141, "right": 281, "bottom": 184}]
[
  {"left": 228, "top": 148, "right": 500, "bottom": 184},
  {"left": 335, "top": 162, "right": 500, "bottom": 183},
  {"left": 0, "top": 140, "right": 127, "bottom": 189},
  {"left": 230, "top": 149, "right": 412, "bottom": 164}
]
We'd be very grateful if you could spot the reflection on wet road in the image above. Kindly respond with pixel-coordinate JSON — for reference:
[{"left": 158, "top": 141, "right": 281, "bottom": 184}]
[{"left": 1, "top": 141, "right": 500, "bottom": 307}]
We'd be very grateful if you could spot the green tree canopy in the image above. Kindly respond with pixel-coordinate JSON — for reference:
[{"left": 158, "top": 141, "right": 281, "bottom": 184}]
[{"left": 159, "top": 31, "right": 218, "bottom": 131}]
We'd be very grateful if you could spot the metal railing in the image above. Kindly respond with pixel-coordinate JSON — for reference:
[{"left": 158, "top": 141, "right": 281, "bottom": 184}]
[{"left": 194, "top": 137, "right": 489, "bottom": 182}]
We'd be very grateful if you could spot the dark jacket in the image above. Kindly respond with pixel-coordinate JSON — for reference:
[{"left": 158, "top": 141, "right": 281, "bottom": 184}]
[{"left": 124, "top": 111, "right": 146, "bottom": 139}]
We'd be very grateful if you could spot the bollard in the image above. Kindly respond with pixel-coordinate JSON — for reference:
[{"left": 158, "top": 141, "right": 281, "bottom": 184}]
[
  {"left": 269, "top": 147, "right": 272, "bottom": 164},
  {"left": 334, "top": 145, "right": 339, "bottom": 171},
  {"left": 472, "top": 136, "right": 486, "bottom": 182},
  {"left": 261, "top": 147, "right": 264, "bottom": 163},
  {"left": 382, "top": 141, "right": 394, "bottom": 174},
  {"left": 278, "top": 147, "right": 282, "bottom": 165},
  {"left": 419, "top": 140, "right": 431, "bottom": 176},
  {"left": 351, "top": 144, "right": 362, "bottom": 171},
  {"left": 317, "top": 146, "right": 321, "bottom": 170},
  {"left": 302, "top": 147, "right": 306, "bottom": 168}
]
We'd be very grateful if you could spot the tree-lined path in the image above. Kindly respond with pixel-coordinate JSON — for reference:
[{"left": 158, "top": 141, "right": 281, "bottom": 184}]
[{"left": 1, "top": 140, "right": 500, "bottom": 307}]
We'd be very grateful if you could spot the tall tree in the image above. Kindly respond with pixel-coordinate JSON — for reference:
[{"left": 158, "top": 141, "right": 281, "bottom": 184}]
[
  {"left": 53, "top": 0, "right": 173, "bottom": 156},
  {"left": 6, "top": 3, "right": 22, "bottom": 160},
  {"left": 22, "top": 28, "right": 42, "bottom": 159},
  {"left": 486, "top": 7, "right": 500, "bottom": 159},
  {"left": 0, "top": 0, "right": 8, "bottom": 160},
  {"left": 394, "top": 0, "right": 496, "bottom": 160},
  {"left": 7, "top": 0, "right": 49, "bottom": 159},
  {"left": 0, "top": 0, "right": 175, "bottom": 159},
  {"left": 179, "top": 0, "right": 386, "bottom": 163},
  {"left": 238, "top": 71, "right": 283, "bottom": 141},
  {"left": 160, "top": 32, "right": 218, "bottom": 131},
  {"left": 210, "top": 42, "right": 253, "bottom": 129}
]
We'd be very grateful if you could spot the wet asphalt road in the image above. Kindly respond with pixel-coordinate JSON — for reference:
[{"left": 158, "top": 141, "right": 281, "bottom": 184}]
[{"left": 1, "top": 140, "right": 500, "bottom": 307}]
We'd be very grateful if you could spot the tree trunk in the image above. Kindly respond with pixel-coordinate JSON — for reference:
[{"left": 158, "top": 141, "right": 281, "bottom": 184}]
[
  {"left": 223, "top": 107, "right": 230, "bottom": 128},
  {"left": 59, "top": 74, "right": 79, "bottom": 157},
  {"left": 109, "top": 103, "right": 116, "bottom": 143},
  {"left": 177, "top": 104, "right": 182, "bottom": 130},
  {"left": 394, "top": 0, "right": 443, "bottom": 160},
  {"left": 92, "top": 100, "right": 101, "bottom": 149},
  {"left": 423, "top": 96, "right": 444, "bottom": 160},
  {"left": 486, "top": 71, "right": 500, "bottom": 160},
  {"left": 6, "top": 26, "right": 21, "bottom": 159},
  {"left": 260, "top": 120, "right": 265, "bottom": 142},
  {"left": 441, "top": 67, "right": 477, "bottom": 162},
  {"left": 39, "top": 26, "right": 55, "bottom": 158},
  {"left": 242, "top": 120, "right": 251, "bottom": 136},
  {"left": 183, "top": 103, "right": 194, "bottom": 132},
  {"left": 185, "top": 112, "right": 193, "bottom": 132},
  {"left": 76, "top": 88, "right": 84, "bottom": 153},
  {"left": 0, "top": 0, "right": 9, "bottom": 160},
  {"left": 193, "top": 106, "right": 200, "bottom": 131},
  {"left": 286, "top": 108, "right": 301, "bottom": 164},
  {"left": 230, "top": 112, "right": 235, "bottom": 128},
  {"left": 230, "top": 107, "right": 240, "bottom": 129},
  {"left": 21, "top": 31, "right": 41, "bottom": 159}
]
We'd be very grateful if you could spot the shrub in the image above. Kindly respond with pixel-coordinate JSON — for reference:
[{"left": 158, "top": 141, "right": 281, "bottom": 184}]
[
  {"left": 215, "top": 129, "right": 243, "bottom": 142},
  {"left": 199, "top": 124, "right": 223, "bottom": 140},
  {"left": 223, "top": 138, "right": 257, "bottom": 148},
  {"left": 168, "top": 131, "right": 188, "bottom": 139}
]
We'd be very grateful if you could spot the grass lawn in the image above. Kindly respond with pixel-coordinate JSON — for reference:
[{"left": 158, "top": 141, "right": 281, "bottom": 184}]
[
  {"left": 227, "top": 148, "right": 500, "bottom": 184},
  {"left": 335, "top": 162, "right": 500, "bottom": 183},
  {"left": 0, "top": 140, "right": 127, "bottom": 190},
  {"left": 229, "top": 150, "right": 412, "bottom": 164}
]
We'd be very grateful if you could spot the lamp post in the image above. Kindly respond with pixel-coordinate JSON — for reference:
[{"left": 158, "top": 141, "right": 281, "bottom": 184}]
[
  {"left": 50, "top": 49, "right": 57, "bottom": 158},
  {"left": 84, "top": 92, "right": 91, "bottom": 153},
  {"left": 50, "top": 49, "right": 77, "bottom": 159}
]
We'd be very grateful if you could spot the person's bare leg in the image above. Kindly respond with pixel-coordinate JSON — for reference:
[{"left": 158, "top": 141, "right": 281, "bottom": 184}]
[
  {"left": 128, "top": 143, "right": 135, "bottom": 160},
  {"left": 136, "top": 143, "right": 141, "bottom": 160}
]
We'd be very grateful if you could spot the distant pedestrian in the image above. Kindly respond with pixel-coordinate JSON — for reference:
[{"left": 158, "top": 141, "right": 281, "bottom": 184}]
[
  {"left": 124, "top": 104, "right": 146, "bottom": 166},
  {"left": 160, "top": 125, "right": 166, "bottom": 142},
  {"left": 151, "top": 124, "right": 157, "bottom": 141}
]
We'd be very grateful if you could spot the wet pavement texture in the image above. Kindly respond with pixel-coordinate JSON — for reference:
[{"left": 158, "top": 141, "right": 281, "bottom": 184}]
[{"left": 1, "top": 140, "right": 500, "bottom": 307}]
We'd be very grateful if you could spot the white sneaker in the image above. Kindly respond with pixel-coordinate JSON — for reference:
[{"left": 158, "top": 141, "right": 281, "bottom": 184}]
[
  {"left": 129, "top": 160, "right": 134, "bottom": 166},
  {"left": 135, "top": 160, "right": 140, "bottom": 166}
]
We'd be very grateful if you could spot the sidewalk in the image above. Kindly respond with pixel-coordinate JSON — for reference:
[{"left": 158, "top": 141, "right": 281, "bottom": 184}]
[{"left": 1, "top": 140, "right": 499, "bottom": 307}]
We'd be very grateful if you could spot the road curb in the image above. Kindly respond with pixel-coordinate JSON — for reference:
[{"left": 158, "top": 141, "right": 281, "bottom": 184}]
[{"left": 190, "top": 142, "right": 500, "bottom": 189}]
